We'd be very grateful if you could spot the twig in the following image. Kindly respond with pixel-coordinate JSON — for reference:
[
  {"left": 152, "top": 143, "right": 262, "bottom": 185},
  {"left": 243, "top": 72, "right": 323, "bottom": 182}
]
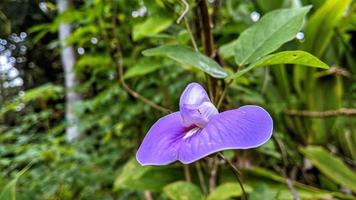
[
  {"left": 261, "top": 67, "right": 269, "bottom": 94},
  {"left": 273, "top": 136, "right": 300, "bottom": 200},
  {"left": 184, "top": 17, "right": 198, "bottom": 51},
  {"left": 207, "top": 157, "right": 218, "bottom": 192},
  {"left": 183, "top": 164, "right": 192, "bottom": 182},
  {"left": 117, "top": 63, "right": 172, "bottom": 113},
  {"left": 110, "top": 0, "right": 171, "bottom": 114},
  {"left": 206, "top": 74, "right": 215, "bottom": 103},
  {"left": 144, "top": 191, "right": 153, "bottom": 200},
  {"left": 316, "top": 66, "right": 351, "bottom": 78},
  {"left": 281, "top": 168, "right": 300, "bottom": 200},
  {"left": 195, "top": 162, "right": 208, "bottom": 195},
  {"left": 216, "top": 80, "right": 233, "bottom": 109},
  {"left": 217, "top": 153, "right": 248, "bottom": 200},
  {"left": 285, "top": 108, "right": 356, "bottom": 118},
  {"left": 177, "top": 0, "right": 189, "bottom": 24}
]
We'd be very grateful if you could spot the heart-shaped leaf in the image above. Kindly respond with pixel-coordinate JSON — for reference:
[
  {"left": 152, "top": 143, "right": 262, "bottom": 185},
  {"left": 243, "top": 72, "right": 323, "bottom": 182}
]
[{"left": 234, "top": 6, "right": 311, "bottom": 65}]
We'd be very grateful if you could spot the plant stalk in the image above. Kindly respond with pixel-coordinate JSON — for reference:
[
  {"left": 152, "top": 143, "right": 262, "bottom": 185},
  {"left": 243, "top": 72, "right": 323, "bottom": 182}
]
[{"left": 217, "top": 152, "right": 248, "bottom": 200}]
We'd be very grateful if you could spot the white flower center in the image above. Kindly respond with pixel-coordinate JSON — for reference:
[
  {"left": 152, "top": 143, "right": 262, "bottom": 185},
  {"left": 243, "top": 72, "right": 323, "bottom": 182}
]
[{"left": 183, "top": 127, "right": 200, "bottom": 139}]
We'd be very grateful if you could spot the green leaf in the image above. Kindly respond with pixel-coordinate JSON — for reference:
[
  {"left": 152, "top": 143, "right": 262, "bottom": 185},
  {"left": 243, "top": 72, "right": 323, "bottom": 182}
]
[
  {"left": 248, "top": 184, "right": 275, "bottom": 200},
  {"left": 133, "top": 16, "right": 172, "bottom": 41},
  {"left": 143, "top": 45, "right": 227, "bottom": 78},
  {"left": 207, "top": 183, "right": 252, "bottom": 200},
  {"left": 254, "top": 51, "right": 329, "bottom": 68},
  {"left": 228, "top": 50, "right": 329, "bottom": 80},
  {"left": 234, "top": 6, "right": 311, "bottom": 65},
  {"left": 163, "top": 181, "right": 203, "bottom": 200},
  {"left": 0, "top": 166, "right": 29, "bottom": 200},
  {"left": 219, "top": 39, "right": 237, "bottom": 59},
  {"left": 301, "top": 146, "right": 356, "bottom": 192},
  {"left": 124, "top": 59, "right": 163, "bottom": 79},
  {"left": 114, "top": 159, "right": 184, "bottom": 192}
]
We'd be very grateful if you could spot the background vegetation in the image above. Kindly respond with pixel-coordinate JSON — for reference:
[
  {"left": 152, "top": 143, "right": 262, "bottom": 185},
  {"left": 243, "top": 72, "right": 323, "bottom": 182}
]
[{"left": 0, "top": 0, "right": 355, "bottom": 199}]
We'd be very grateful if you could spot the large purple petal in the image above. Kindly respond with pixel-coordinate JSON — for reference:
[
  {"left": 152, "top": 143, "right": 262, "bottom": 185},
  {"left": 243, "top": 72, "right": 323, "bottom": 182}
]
[
  {"left": 179, "top": 82, "right": 218, "bottom": 128},
  {"left": 136, "top": 112, "right": 185, "bottom": 166},
  {"left": 178, "top": 105, "right": 273, "bottom": 164}
]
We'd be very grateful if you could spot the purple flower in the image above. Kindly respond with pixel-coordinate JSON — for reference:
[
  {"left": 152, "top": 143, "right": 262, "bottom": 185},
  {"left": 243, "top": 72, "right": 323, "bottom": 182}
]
[{"left": 136, "top": 82, "right": 273, "bottom": 166}]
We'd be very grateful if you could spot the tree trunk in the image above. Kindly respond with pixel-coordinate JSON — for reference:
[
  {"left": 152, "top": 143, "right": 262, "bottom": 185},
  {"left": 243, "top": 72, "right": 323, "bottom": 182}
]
[{"left": 57, "top": 0, "right": 81, "bottom": 142}]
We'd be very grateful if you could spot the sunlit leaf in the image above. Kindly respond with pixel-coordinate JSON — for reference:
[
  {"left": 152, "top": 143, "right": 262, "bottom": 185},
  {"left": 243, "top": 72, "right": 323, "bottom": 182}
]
[
  {"left": 143, "top": 45, "right": 227, "bottom": 78},
  {"left": 207, "top": 183, "right": 252, "bottom": 200},
  {"left": 234, "top": 6, "right": 311, "bottom": 65},
  {"left": 163, "top": 181, "right": 203, "bottom": 200},
  {"left": 248, "top": 184, "right": 275, "bottom": 200}
]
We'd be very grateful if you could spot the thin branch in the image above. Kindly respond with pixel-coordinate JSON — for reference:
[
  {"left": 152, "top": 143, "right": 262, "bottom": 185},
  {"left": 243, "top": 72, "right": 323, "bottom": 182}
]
[
  {"left": 210, "top": 158, "right": 218, "bottom": 191},
  {"left": 285, "top": 108, "right": 356, "bottom": 118},
  {"left": 117, "top": 63, "right": 172, "bottom": 113},
  {"left": 110, "top": 0, "right": 171, "bottom": 114},
  {"left": 177, "top": 0, "right": 189, "bottom": 24},
  {"left": 280, "top": 167, "right": 300, "bottom": 200},
  {"left": 195, "top": 162, "right": 208, "bottom": 195},
  {"left": 183, "top": 164, "right": 192, "bottom": 182},
  {"left": 206, "top": 74, "right": 215, "bottom": 103},
  {"left": 316, "top": 66, "right": 351, "bottom": 78},
  {"left": 273, "top": 136, "right": 300, "bottom": 200},
  {"left": 143, "top": 191, "right": 153, "bottom": 200},
  {"left": 216, "top": 80, "right": 233, "bottom": 109},
  {"left": 217, "top": 153, "right": 248, "bottom": 200},
  {"left": 184, "top": 17, "right": 198, "bottom": 51}
]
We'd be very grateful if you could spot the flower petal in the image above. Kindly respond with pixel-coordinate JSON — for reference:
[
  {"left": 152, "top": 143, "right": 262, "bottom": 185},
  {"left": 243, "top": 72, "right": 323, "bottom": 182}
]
[
  {"left": 179, "top": 82, "right": 218, "bottom": 128},
  {"left": 136, "top": 112, "right": 185, "bottom": 166},
  {"left": 178, "top": 105, "right": 273, "bottom": 164}
]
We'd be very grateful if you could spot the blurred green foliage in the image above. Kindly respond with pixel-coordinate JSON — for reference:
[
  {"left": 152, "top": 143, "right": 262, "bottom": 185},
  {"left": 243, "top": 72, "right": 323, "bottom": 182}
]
[{"left": 0, "top": 0, "right": 355, "bottom": 199}]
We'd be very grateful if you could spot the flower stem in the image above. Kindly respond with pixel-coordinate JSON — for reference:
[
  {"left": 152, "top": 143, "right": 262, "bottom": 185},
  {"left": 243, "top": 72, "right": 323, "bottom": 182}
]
[
  {"left": 216, "top": 80, "right": 233, "bottom": 109},
  {"left": 217, "top": 152, "right": 248, "bottom": 200},
  {"left": 184, "top": 17, "right": 198, "bottom": 52}
]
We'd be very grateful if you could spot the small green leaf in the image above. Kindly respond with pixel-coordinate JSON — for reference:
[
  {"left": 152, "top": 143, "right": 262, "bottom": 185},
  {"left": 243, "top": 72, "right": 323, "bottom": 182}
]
[
  {"left": 124, "top": 59, "right": 163, "bottom": 79},
  {"left": 228, "top": 51, "right": 329, "bottom": 80},
  {"left": 301, "top": 146, "right": 356, "bottom": 192},
  {"left": 133, "top": 16, "right": 172, "bottom": 41},
  {"left": 143, "top": 45, "right": 227, "bottom": 78},
  {"left": 254, "top": 51, "right": 329, "bottom": 69},
  {"left": 163, "top": 181, "right": 203, "bottom": 200},
  {"left": 207, "top": 183, "right": 252, "bottom": 200},
  {"left": 234, "top": 6, "right": 311, "bottom": 65}
]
